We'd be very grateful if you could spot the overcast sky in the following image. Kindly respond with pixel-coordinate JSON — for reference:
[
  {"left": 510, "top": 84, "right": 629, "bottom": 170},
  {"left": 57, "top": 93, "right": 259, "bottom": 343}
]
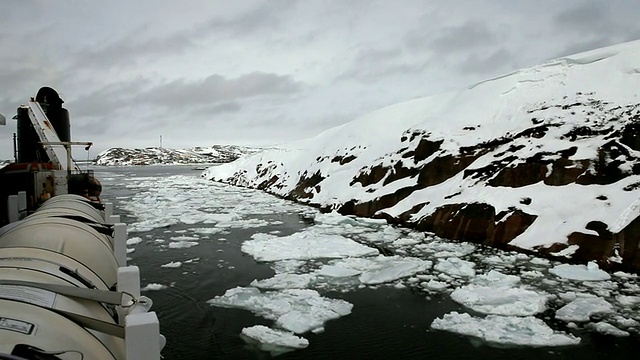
[{"left": 1, "top": 0, "right": 639, "bottom": 159}]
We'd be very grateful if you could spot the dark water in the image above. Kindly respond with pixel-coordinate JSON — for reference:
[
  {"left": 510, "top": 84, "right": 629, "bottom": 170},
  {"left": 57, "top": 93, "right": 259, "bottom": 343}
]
[{"left": 94, "top": 165, "right": 637, "bottom": 360}]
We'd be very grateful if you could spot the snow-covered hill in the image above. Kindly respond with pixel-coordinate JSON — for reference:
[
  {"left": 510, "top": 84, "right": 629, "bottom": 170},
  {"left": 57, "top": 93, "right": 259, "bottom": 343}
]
[
  {"left": 94, "top": 145, "right": 262, "bottom": 166},
  {"left": 203, "top": 40, "right": 640, "bottom": 272}
]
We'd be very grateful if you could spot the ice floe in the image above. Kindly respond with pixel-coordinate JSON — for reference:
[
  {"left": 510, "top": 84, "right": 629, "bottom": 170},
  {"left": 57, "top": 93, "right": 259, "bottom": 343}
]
[
  {"left": 555, "top": 296, "right": 614, "bottom": 322},
  {"left": 168, "top": 240, "right": 199, "bottom": 249},
  {"left": 208, "top": 287, "right": 353, "bottom": 334},
  {"left": 586, "top": 322, "right": 630, "bottom": 337},
  {"left": 316, "top": 265, "right": 362, "bottom": 278},
  {"left": 327, "top": 255, "right": 431, "bottom": 285},
  {"left": 160, "top": 261, "right": 183, "bottom": 268},
  {"left": 242, "top": 231, "right": 378, "bottom": 261},
  {"left": 141, "top": 283, "right": 168, "bottom": 291},
  {"left": 240, "top": 325, "right": 309, "bottom": 356},
  {"left": 250, "top": 274, "right": 314, "bottom": 289},
  {"left": 126, "top": 237, "right": 143, "bottom": 245},
  {"left": 431, "top": 312, "right": 580, "bottom": 347},
  {"left": 433, "top": 257, "right": 476, "bottom": 278},
  {"left": 549, "top": 262, "right": 611, "bottom": 281},
  {"left": 450, "top": 271, "right": 549, "bottom": 316}
]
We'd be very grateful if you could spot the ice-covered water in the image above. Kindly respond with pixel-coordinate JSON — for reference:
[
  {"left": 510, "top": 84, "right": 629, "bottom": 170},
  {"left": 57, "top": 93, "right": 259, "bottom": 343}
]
[{"left": 96, "top": 165, "right": 639, "bottom": 359}]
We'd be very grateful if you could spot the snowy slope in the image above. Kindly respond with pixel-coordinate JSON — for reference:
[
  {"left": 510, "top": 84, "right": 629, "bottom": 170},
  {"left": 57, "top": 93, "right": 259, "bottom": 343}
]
[{"left": 204, "top": 40, "right": 640, "bottom": 271}]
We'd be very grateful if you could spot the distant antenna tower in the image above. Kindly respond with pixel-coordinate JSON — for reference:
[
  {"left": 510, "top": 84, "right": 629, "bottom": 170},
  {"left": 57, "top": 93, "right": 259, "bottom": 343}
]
[{"left": 160, "top": 135, "right": 163, "bottom": 148}]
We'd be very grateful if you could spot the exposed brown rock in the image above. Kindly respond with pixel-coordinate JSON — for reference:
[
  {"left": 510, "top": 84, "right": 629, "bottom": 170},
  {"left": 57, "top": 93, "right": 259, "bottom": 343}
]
[
  {"left": 383, "top": 162, "right": 419, "bottom": 186},
  {"left": 564, "top": 221, "right": 615, "bottom": 266},
  {"left": 417, "top": 153, "right": 481, "bottom": 187},
  {"left": 350, "top": 164, "right": 388, "bottom": 187},
  {"left": 338, "top": 186, "right": 416, "bottom": 218},
  {"left": 288, "top": 170, "right": 324, "bottom": 199},
  {"left": 613, "top": 216, "right": 640, "bottom": 272},
  {"left": 257, "top": 175, "right": 279, "bottom": 190},
  {"left": 332, "top": 154, "right": 357, "bottom": 165},
  {"left": 488, "top": 209, "right": 537, "bottom": 247},
  {"left": 620, "top": 122, "right": 640, "bottom": 151},
  {"left": 413, "top": 138, "right": 444, "bottom": 163}
]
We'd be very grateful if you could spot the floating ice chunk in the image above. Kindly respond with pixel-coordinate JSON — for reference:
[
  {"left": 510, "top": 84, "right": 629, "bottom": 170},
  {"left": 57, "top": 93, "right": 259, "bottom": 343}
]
[
  {"left": 170, "top": 235, "right": 199, "bottom": 241},
  {"left": 424, "top": 280, "right": 449, "bottom": 291},
  {"left": 431, "top": 312, "right": 580, "bottom": 347},
  {"left": 126, "top": 248, "right": 135, "bottom": 254},
  {"left": 482, "top": 254, "right": 523, "bottom": 265},
  {"left": 451, "top": 285, "right": 548, "bottom": 316},
  {"left": 521, "top": 270, "right": 544, "bottom": 278},
  {"left": 613, "top": 271, "right": 638, "bottom": 279},
  {"left": 126, "top": 237, "right": 143, "bottom": 246},
  {"left": 168, "top": 241, "right": 199, "bottom": 249},
  {"left": 473, "top": 270, "right": 521, "bottom": 287},
  {"left": 142, "top": 283, "right": 167, "bottom": 291},
  {"left": 242, "top": 231, "right": 378, "bottom": 261},
  {"left": 161, "top": 261, "right": 183, "bottom": 268},
  {"left": 417, "top": 240, "right": 476, "bottom": 258},
  {"left": 312, "top": 212, "right": 360, "bottom": 226},
  {"left": 434, "top": 258, "right": 476, "bottom": 278},
  {"left": 549, "top": 262, "right": 611, "bottom": 281},
  {"left": 530, "top": 257, "right": 551, "bottom": 266},
  {"left": 360, "top": 262, "right": 430, "bottom": 285},
  {"left": 241, "top": 325, "right": 309, "bottom": 356},
  {"left": 360, "top": 226, "right": 405, "bottom": 244},
  {"left": 392, "top": 238, "right": 421, "bottom": 247},
  {"left": 191, "top": 227, "right": 226, "bottom": 235},
  {"left": 251, "top": 274, "right": 314, "bottom": 289},
  {"left": 555, "top": 296, "right": 614, "bottom": 322},
  {"left": 316, "top": 265, "right": 361, "bottom": 278},
  {"left": 271, "top": 260, "right": 307, "bottom": 274},
  {"left": 329, "top": 255, "right": 431, "bottom": 285},
  {"left": 615, "top": 295, "right": 640, "bottom": 306},
  {"left": 611, "top": 315, "right": 639, "bottom": 328},
  {"left": 587, "top": 322, "right": 630, "bottom": 337},
  {"left": 208, "top": 287, "right": 353, "bottom": 334}
]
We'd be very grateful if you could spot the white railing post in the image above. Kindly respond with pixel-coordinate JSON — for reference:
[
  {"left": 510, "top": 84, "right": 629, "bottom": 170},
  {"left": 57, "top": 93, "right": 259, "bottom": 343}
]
[
  {"left": 105, "top": 202, "right": 114, "bottom": 219},
  {"left": 17, "top": 191, "right": 27, "bottom": 219},
  {"left": 113, "top": 223, "right": 127, "bottom": 267},
  {"left": 125, "top": 312, "right": 161, "bottom": 360}
]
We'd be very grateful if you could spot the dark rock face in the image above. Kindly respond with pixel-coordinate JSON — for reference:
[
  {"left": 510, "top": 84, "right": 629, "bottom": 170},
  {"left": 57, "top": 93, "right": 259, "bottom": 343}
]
[
  {"left": 614, "top": 217, "right": 640, "bottom": 271},
  {"left": 288, "top": 170, "right": 325, "bottom": 199},
  {"left": 414, "top": 203, "right": 537, "bottom": 247}
]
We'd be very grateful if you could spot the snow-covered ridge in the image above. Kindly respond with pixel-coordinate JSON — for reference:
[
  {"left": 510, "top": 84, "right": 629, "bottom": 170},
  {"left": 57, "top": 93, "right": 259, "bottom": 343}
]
[
  {"left": 94, "top": 145, "right": 262, "bottom": 166},
  {"left": 204, "top": 40, "right": 640, "bottom": 272}
]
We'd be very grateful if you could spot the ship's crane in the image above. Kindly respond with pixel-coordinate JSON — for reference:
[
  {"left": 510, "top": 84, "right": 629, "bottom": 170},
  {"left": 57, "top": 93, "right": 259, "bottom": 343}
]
[{"left": 1, "top": 88, "right": 101, "bottom": 224}]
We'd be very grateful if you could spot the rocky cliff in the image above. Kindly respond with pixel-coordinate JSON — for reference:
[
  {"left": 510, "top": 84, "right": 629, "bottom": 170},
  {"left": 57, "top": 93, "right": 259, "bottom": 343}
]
[{"left": 203, "top": 40, "right": 640, "bottom": 272}]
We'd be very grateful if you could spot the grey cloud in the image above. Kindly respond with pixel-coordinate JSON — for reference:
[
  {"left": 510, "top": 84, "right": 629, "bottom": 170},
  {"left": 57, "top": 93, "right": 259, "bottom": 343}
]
[
  {"left": 552, "top": 37, "right": 618, "bottom": 59},
  {"left": 554, "top": 2, "right": 611, "bottom": 34},
  {"left": 70, "top": 1, "right": 297, "bottom": 71},
  {"left": 72, "top": 32, "right": 196, "bottom": 71},
  {"left": 142, "top": 72, "right": 304, "bottom": 107},
  {"left": 457, "top": 48, "right": 514, "bottom": 75},
  {"left": 68, "top": 78, "right": 153, "bottom": 118},
  {"left": 201, "top": 0, "right": 298, "bottom": 37},
  {"left": 339, "top": 47, "right": 428, "bottom": 82},
  {"left": 553, "top": 1, "right": 640, "bottom": 41},
  {"left": 407, "top": 20, "right": 499, "bottom": 54}
]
